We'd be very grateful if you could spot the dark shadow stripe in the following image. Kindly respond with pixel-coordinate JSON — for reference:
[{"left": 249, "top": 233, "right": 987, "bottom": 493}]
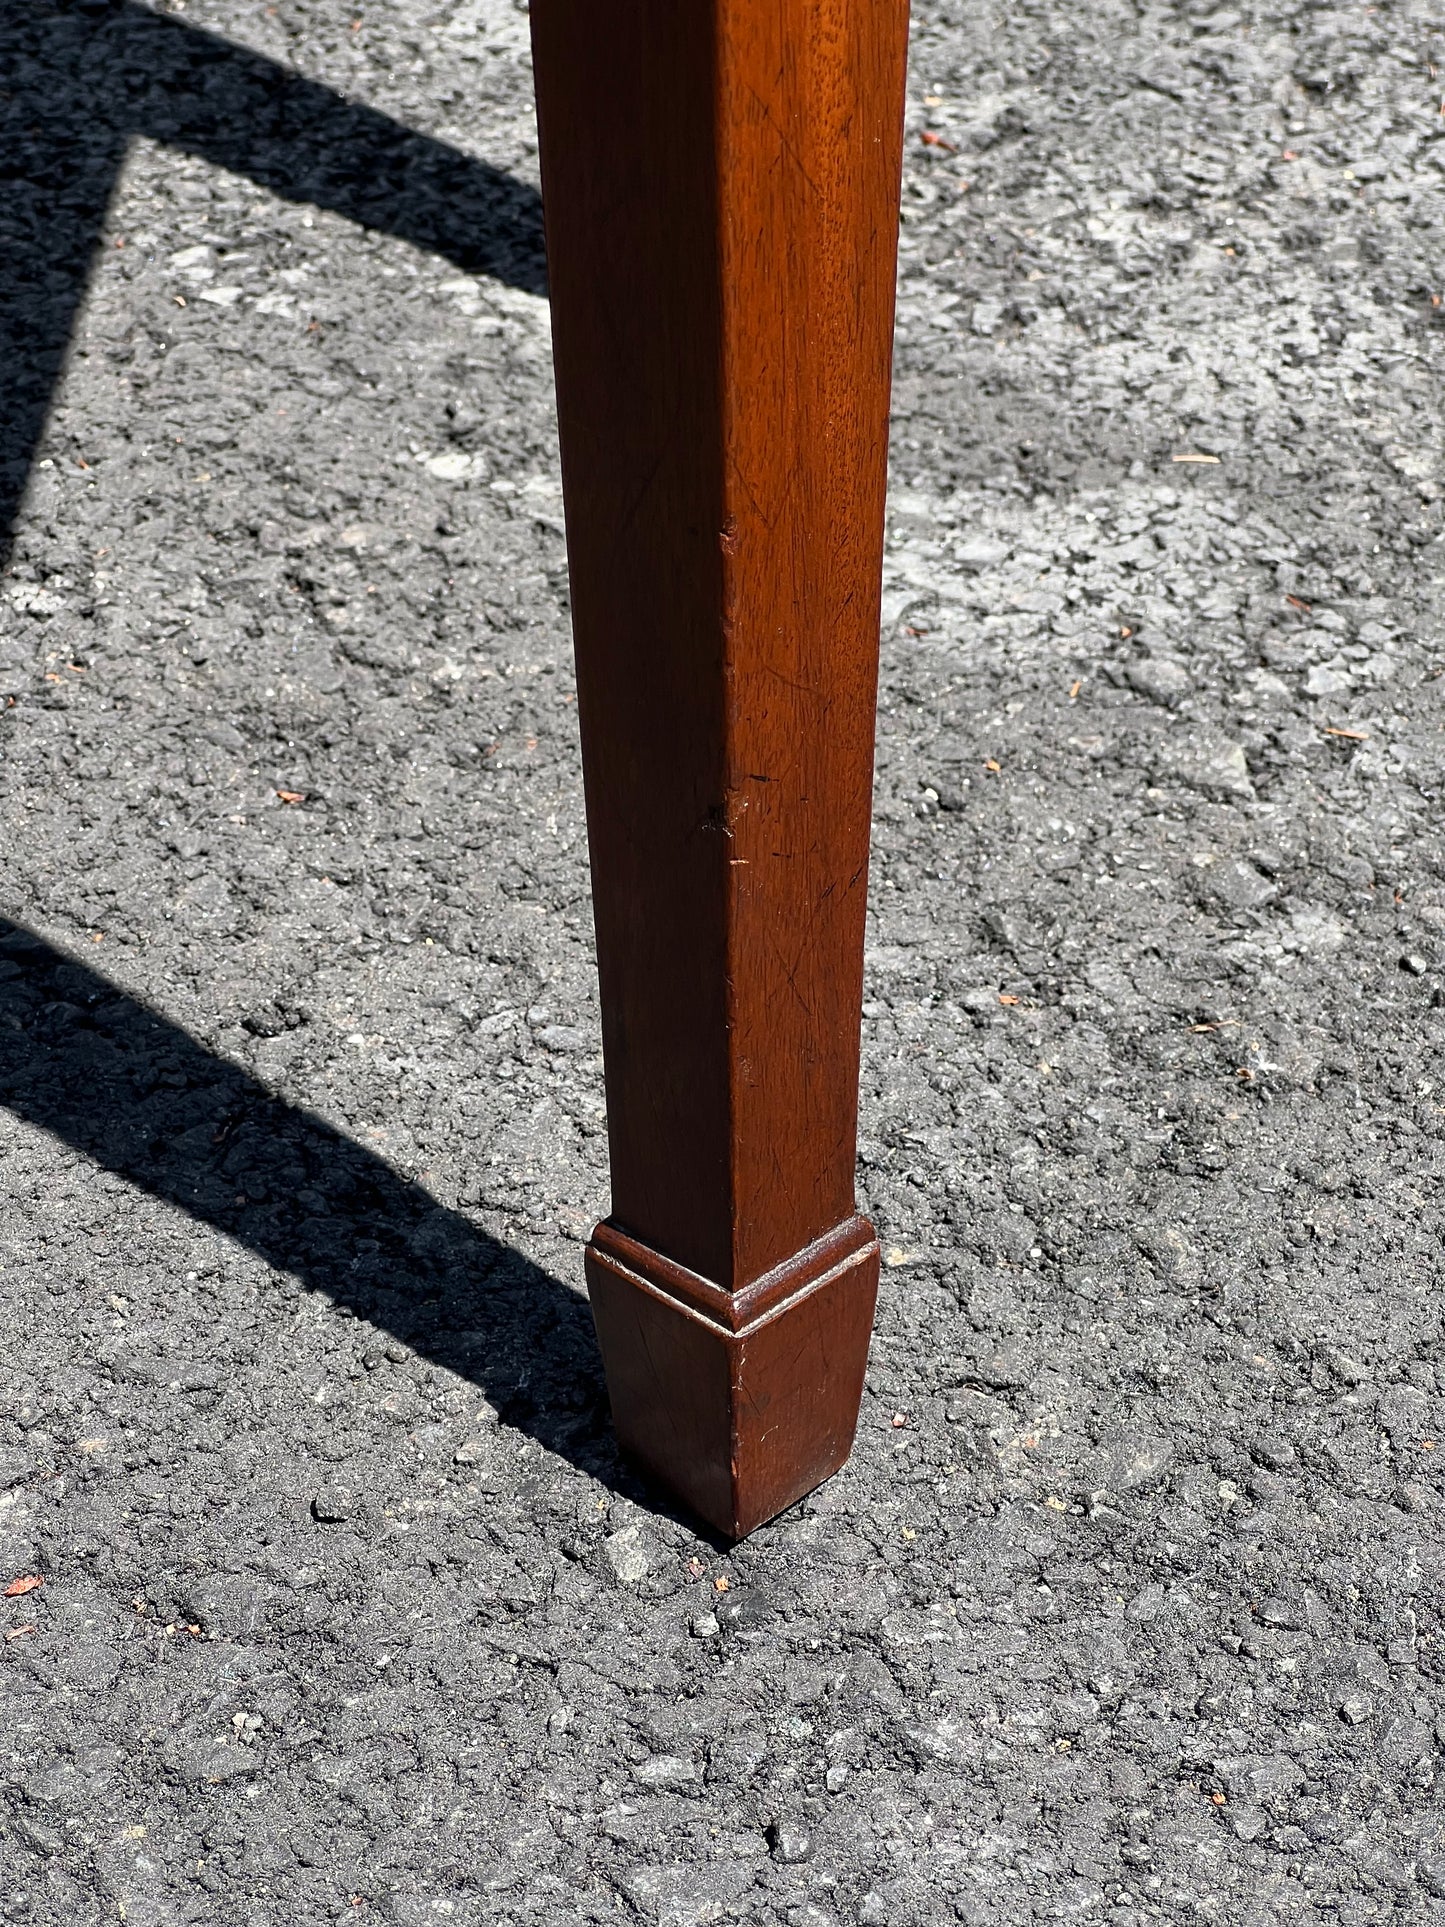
[
  {"left": 0, "top": 0, "right": 546, "bottom": 552},
  {"left": 0, "top": 918, "right": 611, "bottom": 1476}
]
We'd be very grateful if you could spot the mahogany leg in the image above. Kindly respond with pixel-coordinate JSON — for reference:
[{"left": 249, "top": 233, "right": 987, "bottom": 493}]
[{"left": 530, "top": 0, "right": 909, "bottom": 1537}]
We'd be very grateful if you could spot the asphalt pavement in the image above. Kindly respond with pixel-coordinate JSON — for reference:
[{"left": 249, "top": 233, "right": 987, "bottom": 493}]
[{"left": 2, "top": 0, "right": 1444, "bottom": 1921}]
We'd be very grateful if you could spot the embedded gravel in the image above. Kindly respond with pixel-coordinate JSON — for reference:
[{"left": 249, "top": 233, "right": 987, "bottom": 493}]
[{"left": 2, "top": 0, "right": 1445, "bottom": 1922}]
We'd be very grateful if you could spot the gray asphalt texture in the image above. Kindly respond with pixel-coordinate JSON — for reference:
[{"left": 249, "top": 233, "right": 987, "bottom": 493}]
[{"left": 3, "top": 0, "right": 1445, "bottom": 1922}]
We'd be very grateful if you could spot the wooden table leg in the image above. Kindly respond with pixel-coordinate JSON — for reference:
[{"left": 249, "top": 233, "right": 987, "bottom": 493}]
[{"left": 530, "top": 0, "right": 908, "bottom": 1538}]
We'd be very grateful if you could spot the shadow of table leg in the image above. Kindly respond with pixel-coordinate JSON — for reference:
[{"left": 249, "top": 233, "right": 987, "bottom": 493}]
[{"left": 0, "top": 919, "right": 611, "bottom": 1479}]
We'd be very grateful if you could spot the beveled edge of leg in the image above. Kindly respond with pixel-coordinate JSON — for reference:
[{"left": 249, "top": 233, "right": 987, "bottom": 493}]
[
  {"left": 585, "top": 1216, "right": 880, "bottom": 1539},
  {"left": 589, "top": 1212, "right": 876, "bottom": 1332}
]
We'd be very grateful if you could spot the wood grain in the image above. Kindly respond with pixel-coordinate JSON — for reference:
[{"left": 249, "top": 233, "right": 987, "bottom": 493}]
[
  {"left": 530, "top": 0, "right": 908, "bottom": 1534},
  {"left": 586, "top": 1220, "right": 881, "bottom": 1540}
]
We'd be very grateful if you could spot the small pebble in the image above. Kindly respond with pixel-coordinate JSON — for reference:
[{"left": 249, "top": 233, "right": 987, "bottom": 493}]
[
  {"left": 690, "top": 1612, "right": 720, "bottom": 1638},
  {"left": 1402, "top": 954, "right": 1429, "bottom": 975},
  {"left": 767, "top": 1818, "right": 812, "bottom": 1864},
  {"left": 603, "top": 1524, "right": 659, "bottom": 1584},
  {"left": 1125, "top": 656, "right": 1192, "bottom": 705},
  {"left": 311, "top": 1485, "right": 353, "bottom": 1524},
  {"left": 634, "top": 1753, "right": 698, "bottom": 1789},
  {"left": 1339, "top": 1692, "right": 1374, "bottom": 1725},
  {"left": 1257, "top": 1596, "right": 1301, "bottom": 1629}
]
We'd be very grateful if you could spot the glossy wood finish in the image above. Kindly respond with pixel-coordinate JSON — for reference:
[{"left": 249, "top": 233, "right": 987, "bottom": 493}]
[
  {"left": 530, "top": 0, "right": 908, "bottom": 1537},
  {"left": 586, "top": 1217, "right": 880, "bottom": 1538}
]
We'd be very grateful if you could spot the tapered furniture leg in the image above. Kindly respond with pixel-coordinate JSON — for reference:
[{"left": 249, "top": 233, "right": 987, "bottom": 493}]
[{"left": 530, "top": 0, "right": 908, "bottom": 1538}]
